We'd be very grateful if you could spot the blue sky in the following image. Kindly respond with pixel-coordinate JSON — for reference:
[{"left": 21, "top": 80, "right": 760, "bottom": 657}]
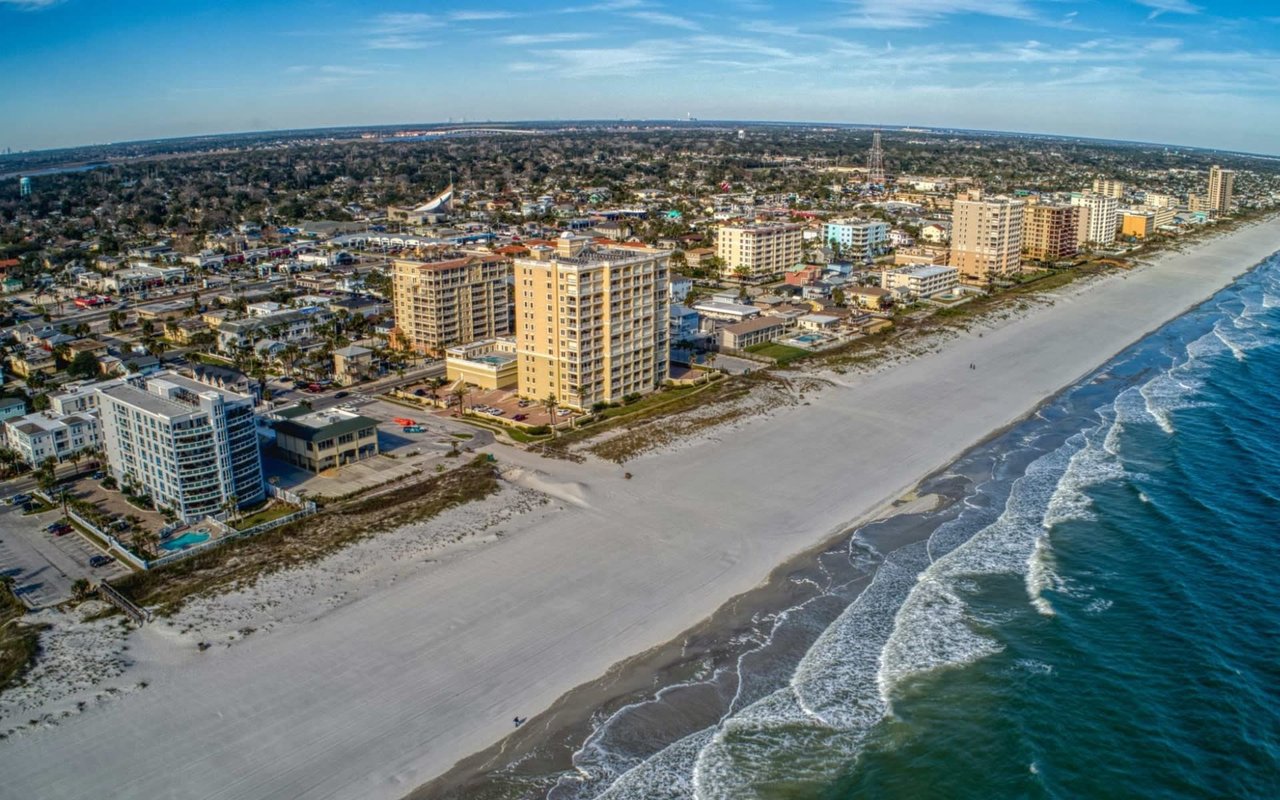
[{"left": 1, "top": 0, "right": 1278, "bottom": 154}]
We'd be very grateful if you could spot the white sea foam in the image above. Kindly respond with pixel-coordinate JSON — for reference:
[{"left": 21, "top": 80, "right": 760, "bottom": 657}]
[
  {"left": 1085, "top": 598, "right": 1113, "bottom": 614},
  {"left": 686, "top": 546, "right": 927, "bottom": 799},
  {"left": 1026, "top": 535, "right": 1059, "bottom": 617}
]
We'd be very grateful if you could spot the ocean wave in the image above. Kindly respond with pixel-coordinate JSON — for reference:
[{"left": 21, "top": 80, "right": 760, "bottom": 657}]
[
  {"left": 1026, "top": 535, "right": 1060, "bottom": 617},
  {"left": 687, "top": 545, "right": 927, "bottom": 799}
]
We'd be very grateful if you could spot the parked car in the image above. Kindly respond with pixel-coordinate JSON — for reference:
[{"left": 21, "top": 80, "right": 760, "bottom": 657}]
[
  {"left": 513, "top": 414, "right": 528, "bottom": 421},
  {"left": 89, "top": 555, "right": 112, "bottom": 568},
  {"left": 8, "top": 493, "right": 31, "bottom": 506},
  {"left": 413, "top": 388, "right": 428, "bottom": 397},
  {"left": 51, "top": 525, "right": 72, "bottom": 536},
  {"left": 92, "top": 471, "right": 105, "bottom": 480},
  {"left": 335, "top": 391, "right": 349, "bottom": 399},
  {"left": 44, "top": 519, "right": 69, "bottom": 533}
]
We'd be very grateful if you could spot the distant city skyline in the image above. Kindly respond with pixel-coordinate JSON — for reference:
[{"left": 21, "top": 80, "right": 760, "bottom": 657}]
[{"left": 2, "top": 0, "right": 1278, "bottom": 154}]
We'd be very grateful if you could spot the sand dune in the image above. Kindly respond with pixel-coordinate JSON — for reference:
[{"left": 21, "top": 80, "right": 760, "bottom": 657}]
[{"left": 2, "top": 220, "right": 1278, "bottom": 800}]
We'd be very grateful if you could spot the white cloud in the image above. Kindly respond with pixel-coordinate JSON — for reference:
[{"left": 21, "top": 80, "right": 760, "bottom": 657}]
[
  {"left": 559, "top": 0, "right": 644, "bottom": 12},
  {"left": 501, "top": 33, "right": 593, "bottom": 45},
  {"left": 547, "top": 43, "right": 675, "bottom": 76},
  {"left": 628, "top": 11, "right": 702, "bottom": 31},
  {"left": 1135, "top": 0, "right": 1201, "bottom": 18},
  {"left": 0, "top": 0, "right": 64, "bottom": 8},
  {"left": 450, "top": 11, "right": 518, "bottom": 21},
  {"left": 365, "top": 12, "right": 441, "bottom": 50},
  {"left": 372, "top": 12, "right": 442, "bottom": 31},
  {"left": 835, "top": 0, "right": 1036, "bottom": 29}
]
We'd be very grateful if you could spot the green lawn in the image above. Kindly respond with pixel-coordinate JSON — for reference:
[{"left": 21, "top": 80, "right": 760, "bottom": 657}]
[{"left": 746, "top": 342, "right": 811, "bottom": 364}]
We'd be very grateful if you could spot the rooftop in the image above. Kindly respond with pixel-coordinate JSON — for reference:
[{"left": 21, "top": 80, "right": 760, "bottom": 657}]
[{"left": 273, "top": 408, "right": 378, "bottom": 443}]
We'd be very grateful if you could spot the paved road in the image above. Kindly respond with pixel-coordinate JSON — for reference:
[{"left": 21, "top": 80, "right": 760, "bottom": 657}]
[{"left": 0, "top": 504, "right": 128, "bottom": 609}]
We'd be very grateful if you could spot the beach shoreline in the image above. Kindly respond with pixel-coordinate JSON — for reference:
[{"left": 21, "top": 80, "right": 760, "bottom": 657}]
[{"left": 1, "top": 219, "right": 1278, "bottom": 800}]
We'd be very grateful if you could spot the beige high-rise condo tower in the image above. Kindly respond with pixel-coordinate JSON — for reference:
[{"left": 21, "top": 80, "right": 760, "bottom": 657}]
[
  {"left": 514, "top": 236, "right": 670, "bottom": 410},
  {"left": 1023, "top": 202, "right": 1080, "bottom": 262},
  {"left": 950, "top": 190, "right": 1025, "bottom": 285},
  {"left": 1208, "top": 165, "right": 1235, "bottom": 214},
  {"left": 715, "top": 222, "right": 803, "bottom": 281},
  {"left": 392, "top": 251, "right": 511, "bottom": 355}
]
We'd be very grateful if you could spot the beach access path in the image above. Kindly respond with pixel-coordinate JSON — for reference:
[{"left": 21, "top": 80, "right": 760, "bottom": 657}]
[{"left": 3, "top": 220, "right": 1280, "bottom": 800}]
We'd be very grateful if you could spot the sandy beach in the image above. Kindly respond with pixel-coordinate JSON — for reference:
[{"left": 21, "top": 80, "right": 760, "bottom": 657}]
[{"left": 2, "top": 219, "right": 1279, "bottom": 800}]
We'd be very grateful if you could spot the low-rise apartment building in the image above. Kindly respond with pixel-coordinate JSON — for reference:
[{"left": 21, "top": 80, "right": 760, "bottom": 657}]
[
  {"left": 1121, "top": 211, "right": 1156, "bottom": 239},
  {"left": 880, "top": 264, "right": 960, "bottom": 300},
  {"left": 3, "top": 410, "right": 101, "bottom": 467},
  {"left": 216, "top": 307, "right": 335, "bottom": 352},
  {"left": 720, "top": 316, "right": 789, "bottom": 349}
]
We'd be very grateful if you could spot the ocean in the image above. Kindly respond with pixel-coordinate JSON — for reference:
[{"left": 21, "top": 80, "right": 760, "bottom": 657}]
[{"left": 438, "top": 251, "right": 1280, "bottom": 800}]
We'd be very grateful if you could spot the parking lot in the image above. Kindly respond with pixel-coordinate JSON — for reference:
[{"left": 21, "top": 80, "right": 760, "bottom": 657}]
[
  {"left": 397, "top": 382, "right": 579, "bottom": 428},
  {"left": 261, "top": 395, "right": 492, "bottom": 499},
  {"left": 0, "top": 503, "right": 130, "bottom": 609}
]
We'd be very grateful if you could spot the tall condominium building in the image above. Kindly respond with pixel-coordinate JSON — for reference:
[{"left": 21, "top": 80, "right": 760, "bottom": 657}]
[
  {"left": 715, "top": 222, "right": 803, "bottom": 281},
  {"left": 821, "top": 218, "right": 890, "bottom": 260},
  {"left": 1022, "top": 203, "right": 1080, "bottom": 262},
  {"left": 392, "top": 251, "right": 510, "bottom": 355},
  {"left": 1208, "top": 165, "right": 1235, "bottom": 214},
  {"left": 949, "top": 191, "right": 1025, "bottom": 285},
  {"left": 1092, "top": 178, "right": 1125, "bottom": 199},
  {"left": 514, "top": 237, "right": 669, "bottom": 410},
  {"left": 97, "top": 372, "right": 265, "bottom": 522},
  {"left": 1070, "top": 192, "right": 1120, "bottom": 246}
]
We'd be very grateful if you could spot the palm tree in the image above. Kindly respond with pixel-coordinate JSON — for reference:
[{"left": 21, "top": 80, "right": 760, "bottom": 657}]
[
  {"left": 543, "top": 392, "right": 559, "bottom": 437},
  {"left": 568, "top": 385, "right": 583, "bottom": 428},
  {"left": 450, "top": 384, "right": 469, "bottom": 417}
]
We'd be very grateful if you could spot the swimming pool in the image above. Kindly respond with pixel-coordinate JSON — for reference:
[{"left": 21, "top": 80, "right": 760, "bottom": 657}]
[
  {"left": 793, "top": 334, "right": 822, "bottom": 344},
  {"left": 160, "top": 530, "right": 211, "bottom": 551}
]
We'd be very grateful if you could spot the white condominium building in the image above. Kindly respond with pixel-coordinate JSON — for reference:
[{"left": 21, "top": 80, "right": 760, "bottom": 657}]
[
  {"left": 1071, "top": 192, "right": 1120, "bottom": 246},
  {"left": 96, "top": 371, "right": 264, "bottom": 522},
  {"left": 715, "top": 222, "right": 803, "bottom": 281}
]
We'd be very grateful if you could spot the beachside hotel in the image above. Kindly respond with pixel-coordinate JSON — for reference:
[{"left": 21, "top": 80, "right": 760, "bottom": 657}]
[
  {"left": 96, "top": 371, "right": 265, "bottom": 522},
  {"left": 514, "top": 236, "right": 670, "bottom": 410}
]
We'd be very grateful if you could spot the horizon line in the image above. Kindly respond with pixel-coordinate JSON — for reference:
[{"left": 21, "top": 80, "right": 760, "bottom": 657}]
[{"left": 3, "top": 118, "right": 1279, "bottom": 164}]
